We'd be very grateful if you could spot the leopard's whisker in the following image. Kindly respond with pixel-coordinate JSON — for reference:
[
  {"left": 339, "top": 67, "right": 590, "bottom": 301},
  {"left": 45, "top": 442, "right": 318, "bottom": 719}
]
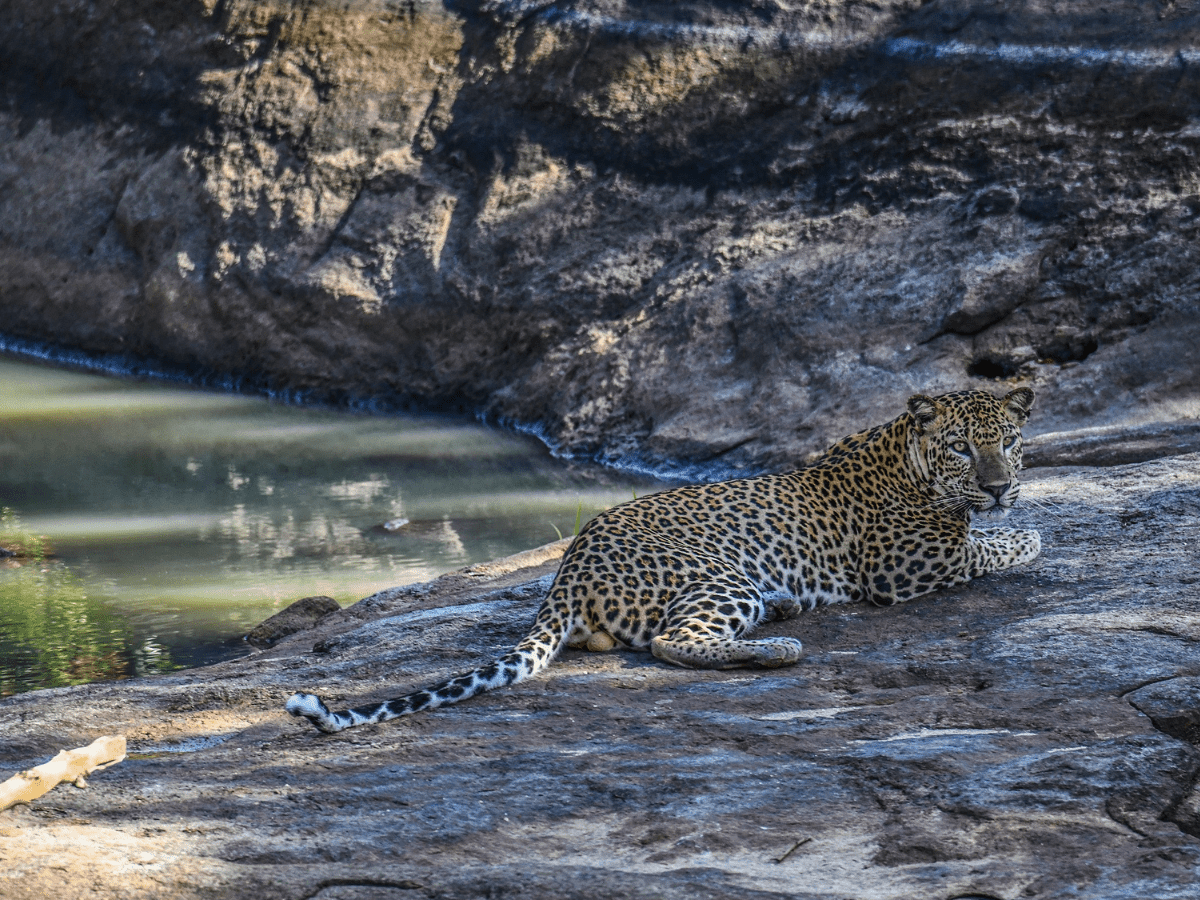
[{"left": 1019, "top": 495, "right": 1069, "bottom": 521}]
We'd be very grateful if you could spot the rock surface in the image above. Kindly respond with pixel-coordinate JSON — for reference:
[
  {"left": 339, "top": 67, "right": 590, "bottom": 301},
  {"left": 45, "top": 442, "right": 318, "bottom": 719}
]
[
  {"left": 2, "top": 0, "right": 1199, "bottom": 474},
  {"left": 2, "top": 453, "right": 1200, "bottom": 899}
]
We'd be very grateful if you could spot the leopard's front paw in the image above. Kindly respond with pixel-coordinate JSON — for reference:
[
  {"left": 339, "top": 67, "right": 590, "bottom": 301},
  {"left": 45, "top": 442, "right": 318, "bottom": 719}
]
[{"left": 1015, "top": 529, "right": 1042, "bottom": 565}]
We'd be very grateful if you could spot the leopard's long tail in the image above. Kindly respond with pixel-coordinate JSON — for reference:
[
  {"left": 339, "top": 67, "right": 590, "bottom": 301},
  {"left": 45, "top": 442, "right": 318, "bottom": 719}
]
[{"left": 285, "top": 587, "right": 573, "bottom": 734}]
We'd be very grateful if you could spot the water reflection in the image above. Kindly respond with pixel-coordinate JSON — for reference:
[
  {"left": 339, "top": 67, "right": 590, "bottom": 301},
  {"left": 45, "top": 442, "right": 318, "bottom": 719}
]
[
  {"left": 0, "top": 512, "right": 177, "bottom": 695},
  {"left": 0, "top": 355, "right": 663, "bottom": 692}
]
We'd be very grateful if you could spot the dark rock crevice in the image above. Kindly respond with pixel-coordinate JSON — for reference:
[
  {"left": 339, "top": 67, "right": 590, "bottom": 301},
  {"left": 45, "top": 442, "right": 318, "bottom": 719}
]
[{"left": 1129, "top": 677, "right": 1200, "bottom": 746}]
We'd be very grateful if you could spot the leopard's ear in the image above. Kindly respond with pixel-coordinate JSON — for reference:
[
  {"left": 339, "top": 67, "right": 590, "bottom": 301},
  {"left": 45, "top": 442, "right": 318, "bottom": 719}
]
[
  {"left": 907, "top": 395, "right": 941, "bottom": 434},
  {"left": 1002, "top": 387, "right": 1035, "bottom": 426}
]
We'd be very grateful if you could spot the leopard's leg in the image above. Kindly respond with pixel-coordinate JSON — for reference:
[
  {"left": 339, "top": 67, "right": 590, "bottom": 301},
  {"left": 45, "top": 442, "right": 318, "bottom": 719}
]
[
  {"left": 649, "top": 579, "right": 805, "bottom": 670},
  {"left": 966, "top": 527, "right": 1041, "bottom": 575},
  {"left": 869, "top": 526, "right": 1042, "bottom": 606}
]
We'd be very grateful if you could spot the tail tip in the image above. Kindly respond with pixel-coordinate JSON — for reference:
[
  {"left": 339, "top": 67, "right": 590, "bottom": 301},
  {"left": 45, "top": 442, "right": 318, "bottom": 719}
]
[
  {"left": 286, "top": 691, "right": 325, "bottom": 716},
  {"left": 286, "top": 691, "right": 343, "bottom": 733}
]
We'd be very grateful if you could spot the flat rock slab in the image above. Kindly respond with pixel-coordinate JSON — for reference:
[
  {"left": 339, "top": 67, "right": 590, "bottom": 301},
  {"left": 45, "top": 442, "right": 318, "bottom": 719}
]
[{"left": 2, "top": 457, "right": 1200, "bottom": 899}]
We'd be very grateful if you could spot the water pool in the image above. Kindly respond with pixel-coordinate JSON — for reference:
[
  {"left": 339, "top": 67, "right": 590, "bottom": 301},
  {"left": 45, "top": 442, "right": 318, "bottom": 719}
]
[{"left": 0, "top": 354, "right": 664, "bottom": 694}]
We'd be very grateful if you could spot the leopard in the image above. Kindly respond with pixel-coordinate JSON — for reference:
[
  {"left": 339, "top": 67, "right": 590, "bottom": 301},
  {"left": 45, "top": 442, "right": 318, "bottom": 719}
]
[{"left": 287, "top": 387, "right": 1040, "bottom": 733}]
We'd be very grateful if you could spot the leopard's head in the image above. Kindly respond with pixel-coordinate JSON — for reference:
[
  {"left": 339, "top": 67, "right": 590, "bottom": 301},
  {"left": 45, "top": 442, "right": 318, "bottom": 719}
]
[{"left": 906, "top": 388, "right": 1035, "bottom": 520}]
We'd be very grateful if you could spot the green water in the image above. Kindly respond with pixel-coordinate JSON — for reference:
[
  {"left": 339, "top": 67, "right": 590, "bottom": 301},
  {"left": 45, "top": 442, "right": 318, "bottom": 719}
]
[{"left": 0, "top": 355, "right": 663, "bottom": 695}]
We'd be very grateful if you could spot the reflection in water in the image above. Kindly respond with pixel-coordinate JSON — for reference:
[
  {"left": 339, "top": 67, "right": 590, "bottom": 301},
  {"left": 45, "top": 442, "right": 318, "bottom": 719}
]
[
  {"left": 1, "top": 512, "right": 177, "bottom": 695},
  {"left": 0, "top": 355, "right": 664, "bottom": 693}
]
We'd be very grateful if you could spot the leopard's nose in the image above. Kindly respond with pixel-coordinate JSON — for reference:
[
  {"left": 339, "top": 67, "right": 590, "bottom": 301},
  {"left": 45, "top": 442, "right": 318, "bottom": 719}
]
[{"left": 981, "top": 481, "right": 1011, "bottom": 501}]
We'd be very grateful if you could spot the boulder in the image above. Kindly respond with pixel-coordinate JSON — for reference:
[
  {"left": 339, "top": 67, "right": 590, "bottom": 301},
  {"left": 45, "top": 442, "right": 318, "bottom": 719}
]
[
  {"left": 1, "top": 1, "right": 1198, "bottom": 474},
  {"left": 244, "top": 595, "right": 340, "bottom": 648},
  {"left": 1, "top": 452, "right": 1199, "bottom": 899}
]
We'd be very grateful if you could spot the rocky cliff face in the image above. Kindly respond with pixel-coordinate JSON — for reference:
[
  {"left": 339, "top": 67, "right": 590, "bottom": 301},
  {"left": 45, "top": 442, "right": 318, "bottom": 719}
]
[{"left": 2, "top": 0, "right": 1199, "bottom": 473}]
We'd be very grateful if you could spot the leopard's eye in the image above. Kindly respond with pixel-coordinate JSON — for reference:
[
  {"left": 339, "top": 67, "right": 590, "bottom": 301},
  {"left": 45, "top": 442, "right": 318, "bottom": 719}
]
[
  {"left": 1003, "top": 435, "right": 1018, "bottom": 450},
  {"left": 950, "top": 440, "right": 970, "bottom": 455}
]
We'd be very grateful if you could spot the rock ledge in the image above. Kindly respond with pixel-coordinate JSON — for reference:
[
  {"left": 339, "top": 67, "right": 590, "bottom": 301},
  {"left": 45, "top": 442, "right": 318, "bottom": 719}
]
[{"left": 2, "top": 453, "right": 1199, "bottom": 899}]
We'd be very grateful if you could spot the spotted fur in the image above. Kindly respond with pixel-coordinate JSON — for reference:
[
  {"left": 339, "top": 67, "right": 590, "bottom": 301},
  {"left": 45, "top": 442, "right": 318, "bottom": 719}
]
[{"left": 287, "top": 388, "right": 1040, "bottom": 733}]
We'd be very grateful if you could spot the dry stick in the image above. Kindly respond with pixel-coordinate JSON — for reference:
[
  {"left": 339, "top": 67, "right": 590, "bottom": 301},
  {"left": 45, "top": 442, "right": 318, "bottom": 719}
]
[
  {"left": 0, "top": 735, "right": 126, "bottom": 811},
  {"left": 774, "top": 836, "right": 812, "bottom": 864}
]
